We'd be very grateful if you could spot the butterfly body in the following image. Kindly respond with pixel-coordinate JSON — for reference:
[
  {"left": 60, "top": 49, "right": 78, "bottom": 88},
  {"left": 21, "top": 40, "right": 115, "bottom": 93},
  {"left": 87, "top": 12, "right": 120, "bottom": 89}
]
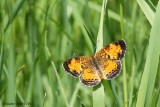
[{"left": 63, "top": 40, "right": 126, "bottom": 86}]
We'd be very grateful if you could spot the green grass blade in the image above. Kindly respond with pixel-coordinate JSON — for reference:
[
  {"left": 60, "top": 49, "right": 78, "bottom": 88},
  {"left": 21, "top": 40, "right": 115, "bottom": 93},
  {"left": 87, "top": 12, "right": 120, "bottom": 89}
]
[
  {"left": 68, "top": 0, "right": 93, "bottom": 51},
  {"left": 137, "top": 0, "right": 155, "bottom": 26},
  {"left": 93, "top": 0, "right": 107, "bottom": 107},
  {"left": 129, "top": 57, "right": 136, "bottom": 107},
  {"left": 69, "top": 82, "right": 81, "bottom": 107},
  {"left": 93, "top": 84, "right": 105, "bottom": 107},
  {"left": 136, "top": 1, "right": 160, "bottom": 106},
  {"left": 146, "top": 0, "right": 156, "bottom": 11},
  {"left": 83, "top": 25, "right": 96, "bottom": 46},
  {"left": 119, "top": 0, "right": 128, "bottom": 106},
  {"left": 0, "top": 24, "right": 4, "bottom": 87},
  {"left": 45, "top": 34, "right": 69, "bottom": 107},
  {"left": 150, "top": 89, "right": 160, "bottom": 107},
  {"left": 157, "top": 93, "right": 160, "bottom": 107},
  {"left": 95, "top": 0, "right": 107, "bottom": 50},
  {"left": 77, "top": 0, "right": 132, "bottom": 27},
  {"left": 122, "top": 59, "right": 128, "bottom": 106},
  {"left": 6, "top": 28, "right": 16, "bottom": 107},
  {"left": 5, "top": 1, "right": 16, "bottom": 106},
  {"left": 108, "top": 81, "right": 122, "bottom": 106},
  {"left": 4, "top": 0, "right": 25, "bottom": 32}
]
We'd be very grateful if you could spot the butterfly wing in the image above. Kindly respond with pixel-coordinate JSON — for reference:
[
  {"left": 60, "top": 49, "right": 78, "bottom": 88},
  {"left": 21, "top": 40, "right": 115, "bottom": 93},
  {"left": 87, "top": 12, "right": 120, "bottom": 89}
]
[
  {"left": 95, "top": 40, "right": 126, "bottom": 60},
  {"left": 79, "top": 58, "right": 101, "bottom": 86},
  {"left": 97, "top": 59, "right": 122, "bottom": 79},
  {"left": 95, "top": 40, "right": 126, "bottom": 79},
  {"left": 63, "top": 56, "right": 101, "bottom": 86},
  {"left": 63, "top": 56, "right": 84, "bottom": 77}
]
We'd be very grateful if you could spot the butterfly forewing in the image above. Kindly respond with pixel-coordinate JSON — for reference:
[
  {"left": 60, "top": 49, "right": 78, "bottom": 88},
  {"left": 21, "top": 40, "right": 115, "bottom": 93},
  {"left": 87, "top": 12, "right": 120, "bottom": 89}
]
[
  {"left": 95, "top": 40, "right": 126, "bottom": 60},
  {"left": 63, "top": 57, "right": 83, "bottom": 77}
]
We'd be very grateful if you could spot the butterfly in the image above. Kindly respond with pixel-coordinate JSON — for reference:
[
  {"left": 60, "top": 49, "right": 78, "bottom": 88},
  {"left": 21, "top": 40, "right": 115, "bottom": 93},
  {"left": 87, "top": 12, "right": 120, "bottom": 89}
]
[{"left": 63, "top": 40, "right": 126, "bottom": 86}]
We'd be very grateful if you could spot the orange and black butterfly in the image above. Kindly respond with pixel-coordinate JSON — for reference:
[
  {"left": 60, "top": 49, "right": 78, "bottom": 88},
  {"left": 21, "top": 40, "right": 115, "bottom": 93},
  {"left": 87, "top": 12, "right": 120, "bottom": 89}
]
[{"left": 63, "top": 40, "right": 126, "bottom": 86}]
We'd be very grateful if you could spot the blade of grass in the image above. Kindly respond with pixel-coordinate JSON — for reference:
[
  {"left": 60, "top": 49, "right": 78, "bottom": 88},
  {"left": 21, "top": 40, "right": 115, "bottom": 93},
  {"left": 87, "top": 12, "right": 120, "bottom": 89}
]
[
  {"left": 83, "top": 25, "right": 96, "bottom": 46},
  {"left": 6, "top": 1, "right": 16, "bottom": 106},
  {"left": 146, "top": 0, "right": 156, "bottom": 12},
  {"left": 137, "top": 0, "right": 155, "bottom": 26},
  {"left": 0, "top": 23, "right": 4, "bottom": 90},
  {"left": 0, "top": 0, "right": 5, "bottom": 95},
  {"left": 42, "top": 93, "right": 46, "bottom": 107},
  {"left": 95, "top": 0, "right": 107, "bottom": 50},
  {"left": 45, "top": 32, "right": 69, "bottom": 107},
  {"left": 122, "top": 59, "right": 128, "bottom": 106},
  {"left": 129, "top": 57, "right": 136, "bottom": 107},
  {"left": 26, "top": 72, "right": 34, "bottom": 102},
  {"left": 4, "top": 0, "right": 25, "bottom": 32},
  {"left": 69, "top": 82, "right": 81, "bottom": 107},
  {"left": 108, "top": 81, "right": 122, "bottom": 106},
  {"left": 157, "top": 93, "right": 160, "bottom": 107},
  {"left": 68, "top": 0, "right": 93, "bottom": 51},
  {"left": 145, "top": 2, "right": 160, "bottom": 106},
  {"left": 7, "top": 28, "right": 16, "bottom": 107},
  {"left": 17, "top": 91, "right": 25, "bottom": 103},
  {"left": 119, "top": 0, "right": 128, "bottom": 106},
  {"left": 150, "top": 89, "right": 160, "bottom": 107},
  {"left": 93, "top": 0, "right": 107, "bottom": 107},
  {"left": 77, "top": 0, "right": 133, "bottom": 28},
  {"left": 136, "top": 1, "right": 160, "bottom": 106}
]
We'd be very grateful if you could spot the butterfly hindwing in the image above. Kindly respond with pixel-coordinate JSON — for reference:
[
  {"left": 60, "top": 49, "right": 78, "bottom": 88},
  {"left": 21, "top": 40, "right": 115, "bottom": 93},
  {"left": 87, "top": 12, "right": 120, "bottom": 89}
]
[
  {"left": 97, "top": 59, "right": 122, "bottom": 79},
  {"left": 79, "top": 59, "right": 101, "bottom": 86}
]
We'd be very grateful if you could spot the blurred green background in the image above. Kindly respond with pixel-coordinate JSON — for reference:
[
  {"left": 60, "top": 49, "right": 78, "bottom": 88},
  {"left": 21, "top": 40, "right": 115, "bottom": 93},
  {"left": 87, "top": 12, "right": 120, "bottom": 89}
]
[{"left": 0, "top": 0, "right": 160, "bottom": 107}]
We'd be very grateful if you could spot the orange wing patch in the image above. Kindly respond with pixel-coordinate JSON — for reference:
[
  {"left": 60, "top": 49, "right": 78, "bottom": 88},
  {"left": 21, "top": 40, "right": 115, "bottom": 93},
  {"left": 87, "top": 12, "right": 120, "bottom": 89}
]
[
  {"left": 63, "top": 56, "right": 93, "bottom": 77},
  {"left": 63, "top": 56, "right": 101, "bottom": 86},
  {"left": 80, "top": 66, "right": 101, "bottom": 86},
  {"left": 63, "top": 40, "right": 126, "bottom": 87},
  {"left": 63, "top": 57, "right": 82, "bottom": 77},
  {"left": 95, "top": 40, "right": 126, "bottom": 60},
  {"left": 98, "top": 60, "right": 121, "bottom": 79}
]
